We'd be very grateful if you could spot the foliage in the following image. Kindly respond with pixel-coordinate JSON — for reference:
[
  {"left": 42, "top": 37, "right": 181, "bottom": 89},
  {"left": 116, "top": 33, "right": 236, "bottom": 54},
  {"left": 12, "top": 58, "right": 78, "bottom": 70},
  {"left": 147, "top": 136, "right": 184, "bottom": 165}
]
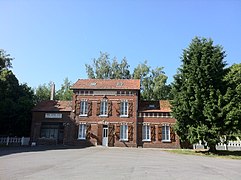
[
  {"left": 133, "top": 61, "right": 171, "bottom": 100},
  {"left": 0, "top": 49, "right": 13, "bottom": 71},
  {"left": 222, "top": 63, "right": 241, "bottom": 140},
  {"left": 0, "top": 50, "right": 34, "bottom": 136},
  {"left": 171, "top": 37, "right": 227, "bottom": 152},
  {"left": 86, "top": 53, "right": 172, "bottom": 100},
  {"left": 35, "top": 82, "right": 52, "bottom": 103},
  {"left": 35, "top": 78, "right": 73, "bottom": 102},
  {"left": 85, "top": 52, "right": 131, "bottom": 79},
  {"left": 0, "top": 69, "right": 34, "bottom": 136},
  {"left": 56, "top": 77, "right": 73, "bottom": 100}
]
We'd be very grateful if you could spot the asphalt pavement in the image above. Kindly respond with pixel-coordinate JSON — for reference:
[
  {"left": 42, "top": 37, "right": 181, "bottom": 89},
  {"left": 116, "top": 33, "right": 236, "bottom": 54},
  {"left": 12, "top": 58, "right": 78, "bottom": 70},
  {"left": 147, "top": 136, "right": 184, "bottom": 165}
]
[{"left": 0, "top": 146, "right": 240, "bottom": 180}]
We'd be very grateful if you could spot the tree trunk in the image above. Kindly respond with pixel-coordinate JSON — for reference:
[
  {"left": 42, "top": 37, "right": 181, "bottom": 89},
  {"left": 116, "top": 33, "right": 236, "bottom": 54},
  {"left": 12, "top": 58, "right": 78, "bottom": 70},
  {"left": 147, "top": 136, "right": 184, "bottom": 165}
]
[{"left": 208, "top": 144, "right": 216, "bottom": 152}]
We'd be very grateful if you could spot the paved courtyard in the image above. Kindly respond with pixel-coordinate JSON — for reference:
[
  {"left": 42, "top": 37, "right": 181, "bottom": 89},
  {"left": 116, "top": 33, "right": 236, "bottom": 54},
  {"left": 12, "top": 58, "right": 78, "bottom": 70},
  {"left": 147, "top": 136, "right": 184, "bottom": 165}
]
[{"left": 0, "top": 146, "right": 241, "bottom": 180}]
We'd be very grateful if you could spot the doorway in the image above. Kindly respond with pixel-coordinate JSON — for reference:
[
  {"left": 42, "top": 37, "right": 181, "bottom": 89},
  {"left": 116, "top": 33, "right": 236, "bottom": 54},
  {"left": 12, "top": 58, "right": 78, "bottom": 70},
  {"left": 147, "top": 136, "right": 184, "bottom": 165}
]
[{"left": 102, "top": 125, "right": 108, "bottom": 146}]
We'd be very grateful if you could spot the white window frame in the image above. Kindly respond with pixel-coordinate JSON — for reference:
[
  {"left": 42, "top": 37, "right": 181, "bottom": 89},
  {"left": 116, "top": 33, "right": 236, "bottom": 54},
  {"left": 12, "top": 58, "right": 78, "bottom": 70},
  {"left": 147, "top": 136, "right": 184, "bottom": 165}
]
[
  {"left": 100, "top": 100, "right": 108, "bottom": 117},
  {"left": 78, "top": 124, "right": 86, "bottom": 140},
  {"left": 162, "top": 124, "right": 171, "bottom": 142},
  {"left": 80, "top": 100, "right": 88, "bottom": 117},
  {"left": 120, "top": 100, "right": 128, "bottom": 117},
  {"left": 142, "top": 125, "right": 151, "bottom": 141},
  {"left": 120, "top": 124, "right": 128, "bottom": 141}
]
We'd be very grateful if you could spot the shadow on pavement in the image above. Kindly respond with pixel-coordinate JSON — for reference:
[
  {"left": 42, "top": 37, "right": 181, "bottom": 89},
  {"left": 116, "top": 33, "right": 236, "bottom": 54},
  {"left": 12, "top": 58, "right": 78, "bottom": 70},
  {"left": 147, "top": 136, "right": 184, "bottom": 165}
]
[{"left": 0, "top": 145, "right": 90, "bottom": 157}]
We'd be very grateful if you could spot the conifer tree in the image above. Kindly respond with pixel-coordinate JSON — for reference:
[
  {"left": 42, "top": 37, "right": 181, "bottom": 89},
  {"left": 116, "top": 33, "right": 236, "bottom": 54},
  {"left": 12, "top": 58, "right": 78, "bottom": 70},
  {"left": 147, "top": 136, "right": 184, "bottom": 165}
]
[{"left": 171, "top": 37, "right": 226, "bottom": 151}]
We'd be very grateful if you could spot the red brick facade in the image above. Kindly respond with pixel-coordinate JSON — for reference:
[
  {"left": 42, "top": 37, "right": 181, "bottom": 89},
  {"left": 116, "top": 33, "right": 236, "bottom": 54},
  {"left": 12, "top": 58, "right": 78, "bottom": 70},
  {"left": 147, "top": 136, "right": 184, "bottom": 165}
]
[{"left": 31, "top": 79, "right": 180, "bottom": 148}]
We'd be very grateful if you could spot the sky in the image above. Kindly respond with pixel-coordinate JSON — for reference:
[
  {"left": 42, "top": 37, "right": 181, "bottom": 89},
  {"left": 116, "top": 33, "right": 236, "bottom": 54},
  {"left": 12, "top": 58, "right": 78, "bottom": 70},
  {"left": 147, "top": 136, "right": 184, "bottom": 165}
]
[{"left": 1, "top": 0, "right": 241, "bottom": 90}]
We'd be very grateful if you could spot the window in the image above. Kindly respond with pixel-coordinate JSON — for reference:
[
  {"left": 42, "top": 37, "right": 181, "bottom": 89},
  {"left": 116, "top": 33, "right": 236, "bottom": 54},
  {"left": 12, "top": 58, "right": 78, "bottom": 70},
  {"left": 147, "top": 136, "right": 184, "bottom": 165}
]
[
  {"left": 162, "top": 125, "right": 170, "bottom": 142},
  {"left": 78, "top": 124, "right": 86, "bottom": 140},
  {"left": 41, "top": 129, "right": 58, "bottom": 139},
  {"left": 142, "top": 125, "right": 150, "bottom": 141},
  {"left": 100, "top": 100, "right": 108, "bottom": 116},
  {"left": 148, "top": 104, "right": 155, "bottom": 109},
  {"left": 120, "top": 124, "right": 128, "bottom": 141},
  {"left": 120, "top": 100, "right": 128, "bottom": 117},
  {"left": 80, "top": 100, "right": 88, "bottom": 116},
  {"left": 40, "top": 123, "right": 60, "bottom": 139}
]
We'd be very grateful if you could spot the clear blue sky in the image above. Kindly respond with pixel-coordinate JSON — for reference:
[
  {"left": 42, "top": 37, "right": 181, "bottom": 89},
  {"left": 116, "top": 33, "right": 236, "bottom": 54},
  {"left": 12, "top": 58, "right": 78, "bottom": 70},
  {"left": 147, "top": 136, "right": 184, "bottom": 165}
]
[{"left": 1, "top": 0, "right": 241, "bottom": 90}]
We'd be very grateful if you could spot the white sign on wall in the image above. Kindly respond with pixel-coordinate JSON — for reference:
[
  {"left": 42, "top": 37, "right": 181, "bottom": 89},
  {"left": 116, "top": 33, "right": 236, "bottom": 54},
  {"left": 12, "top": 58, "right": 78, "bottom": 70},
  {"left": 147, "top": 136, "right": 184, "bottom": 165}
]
[{"left": 45, "top": 113, "right": 62, "bottom": 119}]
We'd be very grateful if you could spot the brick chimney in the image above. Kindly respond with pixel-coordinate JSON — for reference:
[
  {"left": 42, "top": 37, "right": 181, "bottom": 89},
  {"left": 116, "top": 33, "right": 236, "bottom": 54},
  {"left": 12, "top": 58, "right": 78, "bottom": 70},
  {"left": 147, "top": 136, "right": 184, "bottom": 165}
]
[{"left": 50, "top": 82, "right": 55, "bottom": 100}]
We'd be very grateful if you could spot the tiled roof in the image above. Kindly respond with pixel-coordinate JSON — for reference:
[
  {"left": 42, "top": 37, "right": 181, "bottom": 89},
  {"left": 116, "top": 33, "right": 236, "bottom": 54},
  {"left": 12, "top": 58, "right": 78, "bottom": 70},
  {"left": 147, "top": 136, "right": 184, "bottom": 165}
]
[
  {"left": 32, "top": 100, "right": 72, "bottom": 112},
  {"left": 70, "top": 79, "right": 141, "bottom": 90},
  {"left": 139, "top": 100, "right": 172, "bottom": 112}
]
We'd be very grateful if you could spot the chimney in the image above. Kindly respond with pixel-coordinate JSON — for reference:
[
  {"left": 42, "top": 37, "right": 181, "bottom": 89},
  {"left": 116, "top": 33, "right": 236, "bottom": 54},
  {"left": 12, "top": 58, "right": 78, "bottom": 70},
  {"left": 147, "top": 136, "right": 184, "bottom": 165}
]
[{"left": 50, "top": 82, "right": 55, "bottom": 100}]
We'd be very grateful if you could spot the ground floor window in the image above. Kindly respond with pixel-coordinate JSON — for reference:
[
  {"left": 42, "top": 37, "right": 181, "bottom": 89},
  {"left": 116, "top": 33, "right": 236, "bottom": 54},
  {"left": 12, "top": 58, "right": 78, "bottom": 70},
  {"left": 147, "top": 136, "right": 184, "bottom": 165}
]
[
  {"left": 120, "top": 124, "right": 128, "bottom": 141},
  {"left": 78, "top": 124, "right": 86, "bottom": 140},
  {"left": 162, "top": 125, "right": 170, "bottom": 142},
  {"left": 40, "top": 123, "right": 60, "bottom": 139},
  {"left": 142, "top": 125, "right": 150, "bottom": 141}
]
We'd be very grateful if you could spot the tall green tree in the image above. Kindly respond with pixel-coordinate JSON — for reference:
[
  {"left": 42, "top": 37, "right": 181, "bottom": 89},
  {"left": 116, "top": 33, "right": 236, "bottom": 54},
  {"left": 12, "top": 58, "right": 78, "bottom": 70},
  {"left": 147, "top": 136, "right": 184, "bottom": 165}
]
[
  {"left": 133, "top": 61, "right": 171, "bottom": 100},
  {"left": 222, "top": 63, "right": 241, "bottom": 141},
  {"left": 56, "top": 77, "right": 73, "bottom": 100},
  {"left": 171, "top": 37, "right": 227, "bottom": 152},
  {"left": 85, "top": 52, "right": 131, "bottom": 79},
  {"left": 0, "top": 50, "right": 34, "bottom": 136}
]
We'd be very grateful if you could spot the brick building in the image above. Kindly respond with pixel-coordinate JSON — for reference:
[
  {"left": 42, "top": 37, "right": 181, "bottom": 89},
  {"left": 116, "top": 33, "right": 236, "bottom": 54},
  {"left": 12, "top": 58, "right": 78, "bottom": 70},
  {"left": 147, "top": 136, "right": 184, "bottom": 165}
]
[{"left": 31, "top": 79, "right": 180, "bottom": 148}]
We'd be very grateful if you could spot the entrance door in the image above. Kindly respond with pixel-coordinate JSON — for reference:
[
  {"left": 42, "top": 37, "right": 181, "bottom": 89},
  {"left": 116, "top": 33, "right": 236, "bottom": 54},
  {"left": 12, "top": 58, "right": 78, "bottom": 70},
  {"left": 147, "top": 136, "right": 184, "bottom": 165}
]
[{"left": 102, "top": 125, "right": 108, "bottom": 146}]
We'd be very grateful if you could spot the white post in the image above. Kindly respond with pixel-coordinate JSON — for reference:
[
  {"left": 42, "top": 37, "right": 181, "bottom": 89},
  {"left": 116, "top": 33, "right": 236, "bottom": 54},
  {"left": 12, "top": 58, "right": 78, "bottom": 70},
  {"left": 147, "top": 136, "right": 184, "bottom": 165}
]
[
  {"left": 21, "top": 137, "right": 24, "bottom": 146},
  {"left": 6, "top": 136, "right": 9, "bottom": 146}
]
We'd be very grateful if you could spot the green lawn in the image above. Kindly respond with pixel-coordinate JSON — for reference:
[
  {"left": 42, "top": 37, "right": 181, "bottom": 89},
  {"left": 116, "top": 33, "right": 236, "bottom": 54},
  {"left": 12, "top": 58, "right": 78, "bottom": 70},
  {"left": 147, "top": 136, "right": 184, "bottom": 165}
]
[{"left": 166, "top": 149, "right": 241, "bottom": 160}]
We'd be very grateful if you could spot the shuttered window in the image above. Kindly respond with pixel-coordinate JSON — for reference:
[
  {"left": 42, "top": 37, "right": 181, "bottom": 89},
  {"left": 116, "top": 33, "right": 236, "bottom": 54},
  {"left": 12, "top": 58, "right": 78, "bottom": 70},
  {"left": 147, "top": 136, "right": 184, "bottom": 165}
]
[
  {"left": 142, "top": 125, "right": 151, "bottom": 141},
  {"left": 120, "top": 100, "right": 128, "bottom": 117},
  {"left": 162, "top": 125, "right": 170, "bottom": 142},
  {"left": 80, "top": 100, "right": 88, "bottom": 116},
  {"left": 100, "top": 100, "right": 108, "bottom": 116},
  {"left": 78, "top": 124, "right": 86, "bottom": 140},
  {"left": 120, "top": 124, "right": 128, "bottom": 141}
]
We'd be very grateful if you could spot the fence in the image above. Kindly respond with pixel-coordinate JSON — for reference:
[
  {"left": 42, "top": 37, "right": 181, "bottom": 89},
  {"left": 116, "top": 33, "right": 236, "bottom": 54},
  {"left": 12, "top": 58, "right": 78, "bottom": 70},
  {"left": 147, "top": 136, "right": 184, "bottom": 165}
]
[
  {"left": 0, "top": 137, "right": 30, "bottom": 146},
  {"left": 216, "top": 141, "right": 241, "bottom": 151},
  {"left": 193, "top": 140, "right": 241, "bottom": 151}
]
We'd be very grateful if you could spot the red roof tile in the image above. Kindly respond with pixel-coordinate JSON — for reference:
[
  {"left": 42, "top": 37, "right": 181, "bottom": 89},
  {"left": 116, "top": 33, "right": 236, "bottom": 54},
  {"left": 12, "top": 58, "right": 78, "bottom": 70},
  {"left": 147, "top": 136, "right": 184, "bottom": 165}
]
[
  {"left": 139, "top": 100, "right": 172, "bottom": 112},
  {"left": 32, "top": 100, "right": 72, "bottom": 112},
  {"left": 70, "top": 79, "right": 141, "bottom": 90}
]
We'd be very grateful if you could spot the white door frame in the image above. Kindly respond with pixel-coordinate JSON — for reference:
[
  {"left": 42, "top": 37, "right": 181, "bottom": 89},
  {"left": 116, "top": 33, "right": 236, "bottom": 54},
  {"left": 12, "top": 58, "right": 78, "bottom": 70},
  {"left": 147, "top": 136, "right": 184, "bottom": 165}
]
[{"left": 102, "top": 126, "right": 108, "bottom": 146}]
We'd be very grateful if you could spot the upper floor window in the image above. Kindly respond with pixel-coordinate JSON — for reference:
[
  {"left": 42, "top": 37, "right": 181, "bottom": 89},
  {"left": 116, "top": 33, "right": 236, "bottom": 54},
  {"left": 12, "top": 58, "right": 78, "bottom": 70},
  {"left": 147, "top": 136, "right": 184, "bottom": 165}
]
[
  {"left": 100, "top": 100, "right": 108, "bottom": 116},
  {"left": 120, "top": 100, "right": 128, "bottom": 117},
  {"left": 78, "top": 90, "right": 93, "bottom": 95},
  {"left": 120, "top": 124, "right": 128, "bottom": 141},
  {"left": 162, "top": 125, "right": 170, "bottom": 142},
  {"left": 80, "top": 100, "right": 88, "bottom": 116},
  {"left": 117, "top": 91, "right": 133, "bottom": 96}
]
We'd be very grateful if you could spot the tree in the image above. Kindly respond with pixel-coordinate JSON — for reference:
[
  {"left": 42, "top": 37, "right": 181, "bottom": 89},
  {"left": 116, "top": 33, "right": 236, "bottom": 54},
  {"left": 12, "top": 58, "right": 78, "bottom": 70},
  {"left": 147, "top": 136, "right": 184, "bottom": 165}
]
[
  {"left": 35, "top": 78, "right": 73, "bottom": 102},
  {"left": 35, "top": 82, "right": 51, "bottom": 103},
  {"left": 85, "top": 52, "right": 131, "bottom": 79},
  {"left": 86, "top": 52, "right": 171, "bottom": 100},
  {"left": 0, "top": 49, "right": 13, "bottom": 71},
  {"left": 171, "top": 37, "right": 227, "bottom": 152},
  {"left": 222, "top": 63, "right": 241, "bottom": 141},
  {"left": 56, "top": 77, "right": 73, "bottom": 100},
  {"left": 133, "top": 61, "right": 171, "bottom": 100},
  {"left": 0, "top": 64, "right": 34, "bottom": 136}
]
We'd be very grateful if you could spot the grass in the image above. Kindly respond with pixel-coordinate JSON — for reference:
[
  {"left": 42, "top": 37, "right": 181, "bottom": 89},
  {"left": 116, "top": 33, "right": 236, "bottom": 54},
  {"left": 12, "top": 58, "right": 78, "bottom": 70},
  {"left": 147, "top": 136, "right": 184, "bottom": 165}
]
[{"left": 165, "top": 149, "right": 241, "bottom": 160}]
